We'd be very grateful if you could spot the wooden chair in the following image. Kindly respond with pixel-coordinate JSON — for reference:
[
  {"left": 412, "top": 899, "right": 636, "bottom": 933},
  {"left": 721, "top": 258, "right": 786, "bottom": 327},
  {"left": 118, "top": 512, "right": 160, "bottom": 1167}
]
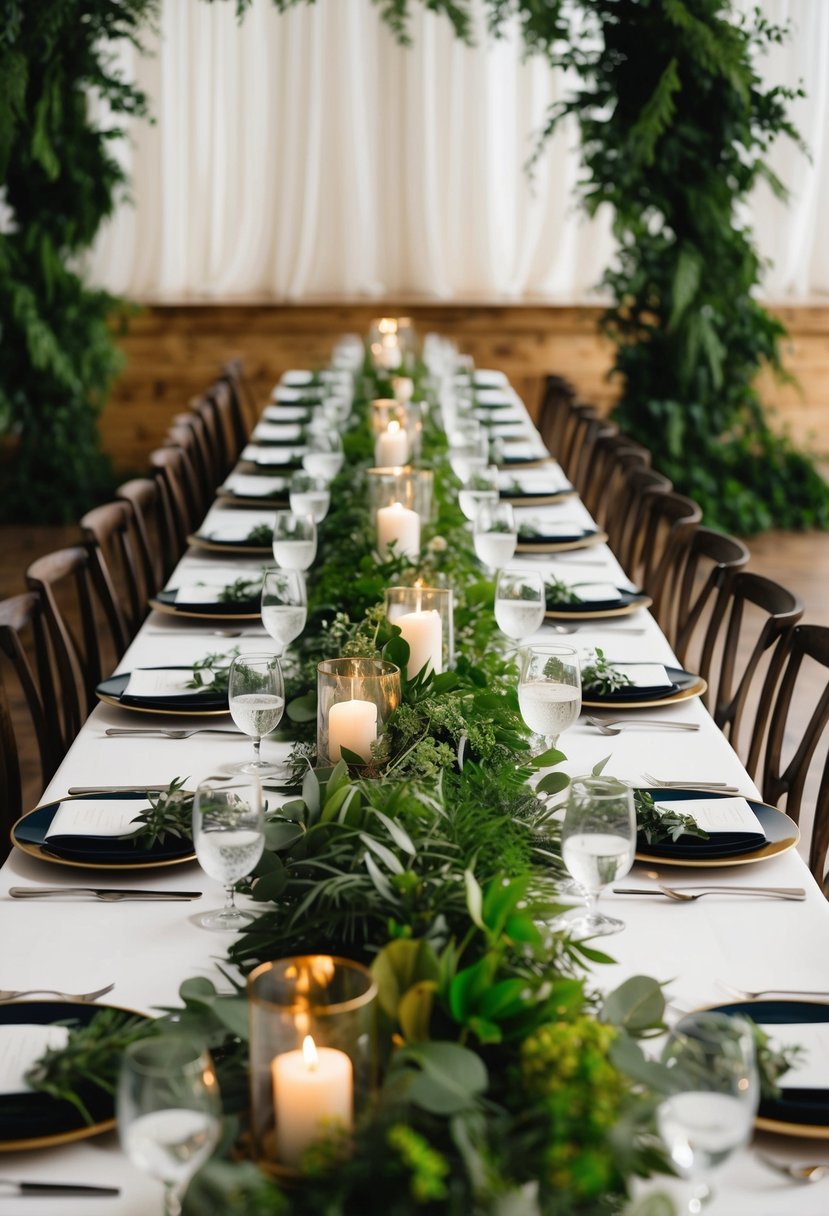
[
  {"left": 634, "top": 490, "right": 702, "bottom": 633},
  {"left": 537, "top": 375, "right": 579, "bottom": 464},
  {"left": 0, "top": 593, "right": 67, "bottom": 844},
  {"left": 26, "top": 545, "right": 129, "bottom": 724},
  {"left": 671, "top": 528, "right": 750, "bottom": 665},
  {"left": 148, "top": 447, "right": 199, "bottom": 557},
  {"left": 221, "top": 357, "right": 260, "bottom": 443},
  {"left": 556, "top": 404, "right": 597, "bottom": 484},
  {"left": 172, "top": 410, "right": 221, "bottom": 502},
  {"left": 80, "top": 500, "right": 155, "bottom": 637},
  {"left": 116, "top": 477, "right": 171, "bottom": 585},
  {"left": 609, "top": 468, "right": 673, "bottom": 578},
  {"left": 166, "top": 423, "right": 212, "bottom": 520},
  {"left": 194, "top": 390, "right": 239, "bottom": 482},
  {"left": 589, "top": 438, "right": 652, "bottom": 534},
  {"left": 754, "top": 625, "right": 829, "bottom": 889},
  {"left": 572, "top": 418, "right": 619, "bottom": 507},
  {"left": 697, "top": 571, "right": 803, "bottom": 769}
]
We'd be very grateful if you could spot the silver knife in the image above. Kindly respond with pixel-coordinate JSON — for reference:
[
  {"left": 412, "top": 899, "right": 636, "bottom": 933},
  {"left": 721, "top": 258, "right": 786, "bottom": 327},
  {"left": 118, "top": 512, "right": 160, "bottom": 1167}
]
[
  {"left": 0, "top": 1181, "right": 120, "bottom": 1197},
  {"left": 9, "top": 887, "right": 202, "bottom": 902},
  {"left": 613, "top": 887, "right": 806, "bottom": 899},
  {"left": 67, "top": 785, "right": 171, "bottom": 794}
]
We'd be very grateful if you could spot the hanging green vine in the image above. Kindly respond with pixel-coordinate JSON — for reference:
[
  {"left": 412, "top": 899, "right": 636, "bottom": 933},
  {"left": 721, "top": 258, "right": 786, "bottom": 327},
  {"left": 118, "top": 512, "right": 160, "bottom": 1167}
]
[{"left": 0, "top": 0, "right": 157, "bottom": 521}]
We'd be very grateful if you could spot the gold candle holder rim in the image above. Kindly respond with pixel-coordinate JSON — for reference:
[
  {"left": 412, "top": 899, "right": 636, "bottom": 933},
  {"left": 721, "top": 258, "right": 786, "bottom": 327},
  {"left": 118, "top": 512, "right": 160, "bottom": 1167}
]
[
  {"left": 317, "top": 657, "right": 400, "bottom": 679},
  {"left": 247, "top": 955, "right": 378, "bottom": 1016}
]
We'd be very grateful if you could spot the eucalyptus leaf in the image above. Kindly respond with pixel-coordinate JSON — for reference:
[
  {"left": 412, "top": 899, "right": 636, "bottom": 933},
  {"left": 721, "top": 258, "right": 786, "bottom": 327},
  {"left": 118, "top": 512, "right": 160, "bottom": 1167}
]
[
  {"left": 287, "top": 691, "right": 317, "bottom": 723},
  {"left": 536, "top": 771, "right": 570, "bottom": 796},
  {"left": 394, "top": 1041, "right": 488, "bottom": 1114},
  {"left": 601, "top": 975, "right": 666, "bottom": 1034}
]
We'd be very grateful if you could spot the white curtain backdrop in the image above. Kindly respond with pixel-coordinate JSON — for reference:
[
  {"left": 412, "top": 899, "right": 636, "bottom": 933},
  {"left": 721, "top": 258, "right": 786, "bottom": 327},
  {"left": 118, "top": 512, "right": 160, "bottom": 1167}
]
[{"left": 86, "top": 0, "right": 829, "bottom": 302}]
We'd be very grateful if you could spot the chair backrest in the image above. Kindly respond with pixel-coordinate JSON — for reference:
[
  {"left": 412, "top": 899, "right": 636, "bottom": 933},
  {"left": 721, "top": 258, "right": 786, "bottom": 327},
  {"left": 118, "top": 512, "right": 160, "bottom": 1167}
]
[
  {"left": 0, "top": 593, "right": 66, "bottom": 840},
  {"left": 573, "top": 419, "right": 619, "bottom": 511},
  {"left": 557, "top": 404, "right": 597, "bottom": 483},
  {"left": 116, "top": 478, "right": 170, "bottom": 585},
  {"left": 171, "top": 412, "right": 219, "bottom": 504},
  {"left": 26, "top": 545, "right": 128, "bottom": 724},
  {"left": 221, "top": 357, "right": 259, "bottom": 443},
  {"left": 537, "top": 375, "right": 579, "bottom": 463},
  {"left": 636, "top": 491, "right": 703, "bottom": 632},
  {"left": 610, "top": 468, "right": 673, "bottom": 577},
  {"left": 166, "top": 423, "right": 212, "bottom": 520},
  {"left": 590, "top": 439, "right": 652, "bottom": 534},
  {"left": 80, "top": 500, "right": 152, "bottom": 637},
  {"left": 755, "top": 624, "right": 829, "bottom": 888},
  {"left": 671, "top": 528, "right": 750, "bottom": 665},
  {"left": 698, "top": 571, "right": 803, "bottom": 769},
  {"left": 148, "top": 447, "right": 197, "bottom": 558}
]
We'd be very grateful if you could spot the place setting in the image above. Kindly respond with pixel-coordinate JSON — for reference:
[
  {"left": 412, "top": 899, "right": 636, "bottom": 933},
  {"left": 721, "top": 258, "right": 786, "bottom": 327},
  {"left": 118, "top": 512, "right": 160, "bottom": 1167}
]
[
  {"left": 544, "top": 574, "right": 653, "bottom": 620},
  {"left": 149, "top": 566, "right": 265, "bottom": 619},
  {"left": 187, "top": 511, "right": 276, "bottom": 554},
  {"left": 579, "top": 656, "right": 707, "bottom": 709},
  {"left": 216, "top": 471, "right": 291, "bottom": 507},
  {"left": 498, "top": 466, "right": 576, "bottom": 506},
  {"left": 515, "top": 513, "right": 608, "bottom": 553}
]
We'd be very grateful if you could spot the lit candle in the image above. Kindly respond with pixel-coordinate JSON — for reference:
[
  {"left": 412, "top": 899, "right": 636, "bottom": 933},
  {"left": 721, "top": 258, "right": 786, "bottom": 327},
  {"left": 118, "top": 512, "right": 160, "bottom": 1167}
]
[
  {"left": 272, "top": 1035, "right": 353, "bottom": 1168},
  {"left": 328, "top": 699, "right": 378, "bottom": 762},
  {"left": 393, "top": 376, "right": 414, "bottom": 402},
  {"left": 396, "top": 609, "right": 442, "bottom": 679},
  {"left": 374, "top": 420, "right": 409, "bottom": 468},
  {"left": 376, "top": 501, "right": 420, "bottom": 560},
  {"left": 379, "top": 334, "right": 402, "bottom": 370}
]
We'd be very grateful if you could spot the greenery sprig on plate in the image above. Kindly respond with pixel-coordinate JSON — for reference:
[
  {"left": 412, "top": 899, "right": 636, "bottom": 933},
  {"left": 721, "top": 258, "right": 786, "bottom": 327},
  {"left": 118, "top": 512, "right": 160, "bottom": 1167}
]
[
  {"left": 544, "top": 575, "right": 583, "bottom": 607},
  {"left": 243, "top": 524, "right": 273, "bottom": 547},
  {"left": 634, "top": 789, "right": 709, "bottom": 846},
  {"left": 125, "top": 777, "right": 194, "bottom": 849},
  {"left": 217, "top": 574, "right": 264, "bottom": 603},
  {"left": 581, "top": 647, "right": 634, "bottom": 696}
]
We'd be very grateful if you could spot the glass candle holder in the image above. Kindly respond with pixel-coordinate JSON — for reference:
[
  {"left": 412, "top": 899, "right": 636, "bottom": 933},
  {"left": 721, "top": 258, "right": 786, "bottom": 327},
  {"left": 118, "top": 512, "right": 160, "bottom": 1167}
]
[
  {"left": 316, "top": 658, "right": 401, "bottom": 767},
  {"left": 248, "top": 955, "right": 377, "bottom": 1173},
  {"left": 371, "top": 398, "right": 422, "bottom": 464},
  {"left": 367, "top": 466, "right": 433, "bottom": 522},
  {"left": 385, "top": 585, "right": 454, "bottom": 679}
]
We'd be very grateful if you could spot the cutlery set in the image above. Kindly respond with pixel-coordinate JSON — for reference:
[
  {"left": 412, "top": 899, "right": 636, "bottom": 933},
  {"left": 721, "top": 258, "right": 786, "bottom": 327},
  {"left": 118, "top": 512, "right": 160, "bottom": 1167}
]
[
  {"left": 613, "top": 884, "right": 806, "bottom": 902},
  {"left": 9, "top": 887, "right": 202, "bottom": 902},
  {"left": 585, "top": 716, "right": 700, "bottom": 735}
]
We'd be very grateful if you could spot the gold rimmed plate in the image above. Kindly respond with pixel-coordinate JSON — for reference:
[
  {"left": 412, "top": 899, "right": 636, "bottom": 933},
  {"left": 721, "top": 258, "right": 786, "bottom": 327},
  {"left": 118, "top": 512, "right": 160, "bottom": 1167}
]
[
  {"left": 95, "top": 668, "right": 230, "bottom": 717},
  {"left": 149, "top": 589, "right": 261, "bottom": 621},
  {"left": 517, "top": 528, "right": 608, "bottom": 553},
  {"left": 582, "top": 664, "right": 706, "bottom": 710},
  {"left": 707, "top": 999, "right": 829, "bottom": 1138},
  {"left": 11, "top": 791, "right": 196, "bottom": 870},
  {"left": 187, "top": 533, "right": 272, "bottom": 555},
  {"left": 635, "top": 788, "right": 798, "bottom": 868},
  {"left": 545, "top": 588, "right": 652, "bottom": 620},
  {"left": 0, "top": 999, "right": 148, "bottom": 1151}
]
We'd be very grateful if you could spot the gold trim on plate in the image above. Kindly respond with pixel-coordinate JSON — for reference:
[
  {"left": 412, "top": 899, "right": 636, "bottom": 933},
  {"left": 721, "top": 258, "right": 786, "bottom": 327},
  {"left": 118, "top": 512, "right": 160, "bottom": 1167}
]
[
  {"left": 186, "top": 534, "right": 271, "bottom": 554},
  {"left": 95, "top": 691, "right": 230, "bottom": 718},
  {"left": 516, "top": 530, "right": 608, "bottom": 554},
  {"left": 635, "top": 803, "right": 798, "bottom": 869},
  {"left": 545, "top": 594, "right": 653, "bottom": 621},
  {"left": 149, "top": 598, "right": 261, "bottom": 621},
  {"left": 583, "top": 674, "right": 707, "bottom": 710}
]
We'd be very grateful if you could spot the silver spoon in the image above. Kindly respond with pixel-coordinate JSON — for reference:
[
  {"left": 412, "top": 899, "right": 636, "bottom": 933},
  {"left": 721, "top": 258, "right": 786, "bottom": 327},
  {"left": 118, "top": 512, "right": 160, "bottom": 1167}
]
[
  {"left": 586, "top": 717, "right": 700, "bottom": 734},
  {"left": 756, "top": 1151, "right": 827, "bottom": 1184}
]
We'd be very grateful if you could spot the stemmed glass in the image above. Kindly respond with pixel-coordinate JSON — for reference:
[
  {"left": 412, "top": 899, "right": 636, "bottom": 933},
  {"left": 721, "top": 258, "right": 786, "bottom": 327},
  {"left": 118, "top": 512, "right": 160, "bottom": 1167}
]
[
  {"left": 192, "top": 776, "right": 265, "bottom": 930},
  {"left": 494, "top": 569, "right": 546, "bottom": 642},
  {"left": 260, "top": 568, "right": 307, "bottom": 656},
  {"left": 289, "top": 470, "right": 330, "bottom": 522},
  {"left": 517, "top": 643, "right": 581, "bottom": 751},
  {"left": 458, "top": 464, "right": 499, "bottom": 523},
  {"left": 657, "top": 1012, "right": 759, "bottom": 1214},
  {"left": 118, "top": 1036, "right": 222, "bottom": 1216},
  {"left": 473, "top": 501, "right": 517, "bottom": 576},
  {"left": 448, "top": 420, "right": 489, "bottom": 483},
  {"left": 558, "top": 775, "right": 635, "bottom": 937},
  {"left": 302, "top": 431, "right": 344, "bottom": 481},
  {"left": 227, "top": 652, "right": 285, "bottom": 773},
  {"left": 272, "top": 510, "right": 317, "bottom": 571}
]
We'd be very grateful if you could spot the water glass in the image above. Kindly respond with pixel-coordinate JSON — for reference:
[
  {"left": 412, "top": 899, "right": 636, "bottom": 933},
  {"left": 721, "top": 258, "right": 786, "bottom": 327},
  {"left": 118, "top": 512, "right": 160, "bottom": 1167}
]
[
  {"left": 458, "top": 464, "right": 499, "bottom": 522},
  {"left": 448, "top": 424, "right": 489, "bottom": 483},
  {"left": 228, "top": 652, "right": 285, "bottom": 773},
  {"left": 272, "top": 511, "right": 317, "bottom": 571},
  {"left": 192, "top": 777, "right": 265, "bottom": 930},
  {"left": 289, "top": 470, "right": 330, "bottom": 523},
  {"left": 657, "top": 1012, "right": 759, "bottom": 1214},
  {"left": 473, "top": 500, "right": 517, "bottom": 575},
  {"left": 559, "top": 775, "right": 635, "bottom": 937},
  {"left": 118, "top": 1036, "right": 221, "bottom": 1215},
  {"left": 495, "top": 569, "right": 546, "bottom": 641},
  {"left": 261, "top": 568, "right": 307, "bottom": 656},
  {"left": 517, "top": 642, "right": 581, "bottom": 750},
  {"left": 302, "top": 431, "right": 344, "bottom": 482}
]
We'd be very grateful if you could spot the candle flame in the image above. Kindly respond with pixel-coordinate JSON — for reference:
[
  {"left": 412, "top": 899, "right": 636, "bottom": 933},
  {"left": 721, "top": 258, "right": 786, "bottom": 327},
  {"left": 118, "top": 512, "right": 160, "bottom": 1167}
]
[
  {"left": 303, "top": 1035, "right": 319, "bottom": 1072},
  {"left": 388, "top": 420, "right": 401, "bottom": 434}
]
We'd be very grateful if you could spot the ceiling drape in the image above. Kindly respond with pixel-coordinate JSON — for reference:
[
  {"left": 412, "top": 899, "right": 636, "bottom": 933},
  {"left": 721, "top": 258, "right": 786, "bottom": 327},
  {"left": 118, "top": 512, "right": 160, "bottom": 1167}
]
[{"left": 85, "top": 0, "right": 829, "bottom": 301}]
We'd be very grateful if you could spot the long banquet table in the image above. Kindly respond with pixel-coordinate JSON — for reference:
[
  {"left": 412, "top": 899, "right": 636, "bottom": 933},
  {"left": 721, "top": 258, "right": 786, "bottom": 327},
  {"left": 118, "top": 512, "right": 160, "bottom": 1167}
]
[{"left": 2, "top": 363, "right": 829, "bottom": 1215}]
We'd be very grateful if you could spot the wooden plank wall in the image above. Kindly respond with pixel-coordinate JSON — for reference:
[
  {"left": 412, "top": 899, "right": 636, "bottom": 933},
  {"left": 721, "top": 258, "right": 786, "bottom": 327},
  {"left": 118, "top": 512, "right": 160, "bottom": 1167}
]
[{"left": 102, "top": 301, "right": 829, "bottom": 473}]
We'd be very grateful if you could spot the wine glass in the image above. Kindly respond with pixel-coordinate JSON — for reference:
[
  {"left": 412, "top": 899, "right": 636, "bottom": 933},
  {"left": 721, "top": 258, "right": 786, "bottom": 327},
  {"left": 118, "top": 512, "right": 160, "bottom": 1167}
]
[
  {"left": 272, "top": 510, "right": 317, "bottom": 571},
  {"left": 458, "top": 464, "right": 499, "bottom": 522},
  {"left": 227, "top": 652, "right": 285, "bottom": 773},
  {"left": 657, "top": 1012, "right": 759, "bottom": 1214},
  {"left": 558, "top": 775, "right": 635, "bottom": 937},
  {"left": 118, "top": 1036, "right": 221, "bottom": 1216},
  {"left": 495, "top": 569, "right": 546, "bottom": 642},
  {"left": 289, "top": 470, "right": 330, "bottom": 522},
  {"left": 192, "top": 777, "right": 265, "bottom": 930},
  {"left": 261, "top": 568, "right": 307, "bottom": 656},
  {"left": 448, "top": 421, "right": 489, "bottom": 483},
  {"left": 517, "top": 642, "right": 581, "bottom": 750},
  {"left": 302, "top": 430, "right": 344, "bottom": 481},
  {"left": 473, "top": 500, "right": 517, "bottom": 576}
]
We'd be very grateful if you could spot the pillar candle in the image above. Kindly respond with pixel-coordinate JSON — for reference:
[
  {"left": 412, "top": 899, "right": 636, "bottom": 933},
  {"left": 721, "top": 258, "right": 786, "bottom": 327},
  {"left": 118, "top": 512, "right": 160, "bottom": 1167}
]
[
  {"left": 374, "top": 421, "right": 409, "bottom": 468},
  {"left": 393, "top": 376, "right": 414, "bottom": 402},
  {"left": 328, "top": 699, "right": 378, "bottom": 762},
  {"left": 376, "top": 501, "right": 420, "bottom": 560},
  {"left": 396, "top": 609, "right": 442, "bottom": 679},
  {"left": 272, "top": 1035, "right": 353, "bottom": 1168}
]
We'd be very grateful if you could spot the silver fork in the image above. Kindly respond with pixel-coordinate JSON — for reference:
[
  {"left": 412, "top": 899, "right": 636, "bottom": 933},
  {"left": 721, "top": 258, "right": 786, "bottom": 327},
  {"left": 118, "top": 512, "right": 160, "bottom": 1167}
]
[
  {"left": 718, "top": 981, "right": 829, "bottom": 1000},
  {"left": 642, "top": 770, "right": 739, "bottom": 792},
  {"left": 553, "top": 625, "right": 647, "bottom": 635},
  {"left": 0, "top": 981, "right": 115, "bottom": 1003},
  {"left": 613, "top": 885, "right": 806, "bottom": 902},
  {"left": 586, "top": 717, "right": 700, "bottom": 734},
  {"left": 105, "top": 728, "right": 242, "bottom": 739}
]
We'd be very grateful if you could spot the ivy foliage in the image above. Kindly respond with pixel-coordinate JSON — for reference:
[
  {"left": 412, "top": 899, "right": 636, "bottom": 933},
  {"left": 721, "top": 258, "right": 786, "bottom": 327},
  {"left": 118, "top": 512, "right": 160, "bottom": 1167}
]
[{"left": 0, "top": 0, "right": 157, "bottom": 521}]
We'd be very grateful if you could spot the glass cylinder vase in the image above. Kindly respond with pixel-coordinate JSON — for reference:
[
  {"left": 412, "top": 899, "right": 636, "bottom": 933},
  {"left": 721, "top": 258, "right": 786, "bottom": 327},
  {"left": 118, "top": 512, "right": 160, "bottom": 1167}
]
[
  {"left": 367, "top": 465, "right": 433, "bottom": 522},
  {"left": 316, "top": 657, "right": 401, "bottom": 767},
  {"left": 385, "top": 585, "right": 454, "bottom": 679},
  {"left": 248, "top": 955, "right": 377, "bottom": 1173}
]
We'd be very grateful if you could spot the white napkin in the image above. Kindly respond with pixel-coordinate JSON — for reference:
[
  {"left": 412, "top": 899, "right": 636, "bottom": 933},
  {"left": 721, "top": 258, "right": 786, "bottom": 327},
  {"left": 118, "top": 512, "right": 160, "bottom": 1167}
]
[
  {"left": 222, "top": 474, "right": 287, "bottom": 497},
  {"left": 124, "top": 668, "right": 214, "bottom": 698},
  {"left": 569, "top": 582, "right": 620, "bottom": 603},
  {"left": 0, "top": 1025, "right": 70, "bottom": 1094},
  {"left": 490, "top": 423, "right": 531, "bottom": 439},
  {"left": 499, "top": 467, "right": 571, "bottom": 494},
  {"left": 476, "top": 388, "right": 513, "bottom": 404},
  {"left": 252, "top": 422, "right": 303, "bottom": 443},
  {"left": 522, "top": 520, "right": 585, "bottom": 539},
  {"left": 499, "top": 441, "right": 549, "bottom": 460},
  {"left": 45, "top": 798, "right": 150, "bottom": 840},
  {"left": 242, "top": 444, "right": 305, "bottom": 466},
  {"left": 201, "top": 523, "right": 266, "bottom": 543},
  {"left": 263, "top": 405, "right": 312, "bottom": 423},
  {"left": 613, "top": 662, "right": 672, "bottom": 689},
  {"left": 473, "top": 370, "right": 509, "bottom": 388},
  {"left": 281, "top": 370, "right": 314, "bottom": 386},
  {"left": 272, "top": 386, "right": 303, "bottom": 402},
  {"left": 655, "top": 797, "right": 765, "bottom": 837},
  {"left": 758, "top": 1023, "right": 829, "bottom": 1089},
  {"left": 174, "top": 582, "right": 228, "bottom": 603}
]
